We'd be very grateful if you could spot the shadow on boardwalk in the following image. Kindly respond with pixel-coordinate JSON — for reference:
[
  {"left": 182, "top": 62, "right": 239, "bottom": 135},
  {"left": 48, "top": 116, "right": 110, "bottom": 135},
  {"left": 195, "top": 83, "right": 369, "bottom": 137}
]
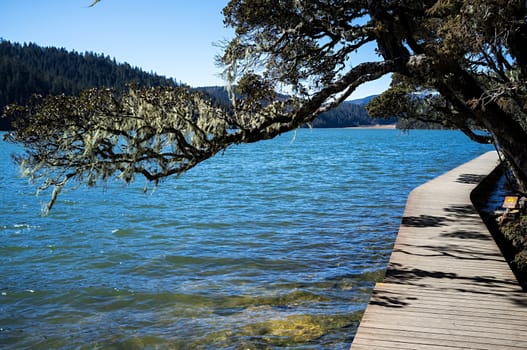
[{"left": 351, "top": 152, "right": 527, "bottom": 350}]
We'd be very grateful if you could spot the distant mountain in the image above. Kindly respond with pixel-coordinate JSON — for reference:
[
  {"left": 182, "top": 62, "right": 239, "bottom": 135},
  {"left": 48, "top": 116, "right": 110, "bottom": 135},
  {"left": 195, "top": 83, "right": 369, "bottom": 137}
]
[
  {"left": 195, "top": 85, "right": 290, "bottom": 106},
  {"left": 194, "top": 86, "right": 232, "bottom": 108},
  {"left": 346, "top": 95, "right": 378, "bottom": 105},
  {"left": 0, "top": 39, "right": 180, "bottom": 130},
  {"left": 197, "top": 87, "right": 395, "bottom": 128},
  {"left": 312, "top": 97, "right": 397, "bottom": 128}
]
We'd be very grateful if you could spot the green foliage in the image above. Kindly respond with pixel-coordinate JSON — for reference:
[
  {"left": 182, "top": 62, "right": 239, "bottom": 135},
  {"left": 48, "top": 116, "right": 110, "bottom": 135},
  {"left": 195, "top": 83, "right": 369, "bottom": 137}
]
[
  {"left": 220, "top": 0, "right": 379, "bottom": 97},
  {"left": 4, "top": 86, "right": 229, "bottom": 213},
  {"left": 4, "top": 83, "right": 304, "bottom": 213},
  {"left": 366, "top": 75, "right": 452, "bottom": 130}
]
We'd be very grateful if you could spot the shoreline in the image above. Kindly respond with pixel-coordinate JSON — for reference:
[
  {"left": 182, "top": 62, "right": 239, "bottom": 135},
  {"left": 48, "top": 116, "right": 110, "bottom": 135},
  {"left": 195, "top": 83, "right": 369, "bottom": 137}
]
[{"left": 345, "top": 124, "right": 397, "bottom": 130}]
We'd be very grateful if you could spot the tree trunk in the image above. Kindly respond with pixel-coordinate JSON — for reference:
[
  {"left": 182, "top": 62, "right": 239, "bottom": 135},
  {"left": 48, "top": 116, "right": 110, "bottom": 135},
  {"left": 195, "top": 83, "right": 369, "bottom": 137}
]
[
  {"left": 478, "top": 109, "right": 527, "bottom": 193},
  {"left": 453, "top": 69, "right": 527, "bottom": 193}
]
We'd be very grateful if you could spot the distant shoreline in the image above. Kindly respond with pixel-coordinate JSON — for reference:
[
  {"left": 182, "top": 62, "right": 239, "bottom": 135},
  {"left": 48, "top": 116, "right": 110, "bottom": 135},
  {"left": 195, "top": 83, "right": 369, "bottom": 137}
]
[{"left": 345, "top": 124, "right": 397, "bottom": 130}]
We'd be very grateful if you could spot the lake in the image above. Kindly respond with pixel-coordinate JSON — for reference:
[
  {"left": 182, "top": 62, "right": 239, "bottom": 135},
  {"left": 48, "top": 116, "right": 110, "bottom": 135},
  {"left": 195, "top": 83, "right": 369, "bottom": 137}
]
[{"left": 0, "top": 129, "right": 492, "bottom": 349}]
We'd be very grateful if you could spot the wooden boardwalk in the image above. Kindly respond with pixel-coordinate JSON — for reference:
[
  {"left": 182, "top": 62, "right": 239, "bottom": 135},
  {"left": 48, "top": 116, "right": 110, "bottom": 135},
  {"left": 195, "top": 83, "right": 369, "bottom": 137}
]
[{"left": 351, "top": 151, "right": 527, "bottom": 350}]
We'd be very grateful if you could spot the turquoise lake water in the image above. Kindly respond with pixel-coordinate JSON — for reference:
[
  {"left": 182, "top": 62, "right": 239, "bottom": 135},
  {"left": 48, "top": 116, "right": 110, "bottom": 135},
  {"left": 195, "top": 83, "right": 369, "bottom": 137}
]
[{"left": 0, "top": 129, "right": 492, "bottom": 349}]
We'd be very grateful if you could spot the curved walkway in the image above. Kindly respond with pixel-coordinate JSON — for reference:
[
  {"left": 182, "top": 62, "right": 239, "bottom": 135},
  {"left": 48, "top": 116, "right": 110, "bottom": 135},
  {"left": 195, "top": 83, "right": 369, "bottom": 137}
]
[{"left": 351, "top": 151, "right": 527, "bottom": 349}]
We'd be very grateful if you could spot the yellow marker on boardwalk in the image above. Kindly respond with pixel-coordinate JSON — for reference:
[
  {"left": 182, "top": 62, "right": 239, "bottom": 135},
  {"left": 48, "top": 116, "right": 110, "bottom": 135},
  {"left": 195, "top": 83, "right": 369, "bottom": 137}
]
[{"left": 502, "top": 195, "right": 519, "bottom": 209}]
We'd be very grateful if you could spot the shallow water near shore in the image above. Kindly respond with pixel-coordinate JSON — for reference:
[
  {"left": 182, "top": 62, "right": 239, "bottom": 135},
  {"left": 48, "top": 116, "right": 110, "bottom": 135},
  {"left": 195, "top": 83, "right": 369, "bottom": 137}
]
[{"left": 0, "top": 129, "right": 492, "bottom": 349}]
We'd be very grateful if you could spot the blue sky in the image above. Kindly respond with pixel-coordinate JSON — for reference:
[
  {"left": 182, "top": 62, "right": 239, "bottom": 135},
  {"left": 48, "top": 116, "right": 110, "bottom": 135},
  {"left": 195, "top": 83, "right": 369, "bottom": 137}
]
[{"left": 0, "top": 0, "right": 390, "bottom": 98}]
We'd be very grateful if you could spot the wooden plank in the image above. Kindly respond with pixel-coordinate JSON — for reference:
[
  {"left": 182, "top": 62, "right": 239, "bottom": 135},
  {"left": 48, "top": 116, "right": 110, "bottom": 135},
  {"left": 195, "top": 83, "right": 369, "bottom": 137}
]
[
  {"left": 366, "top": 301, "right": 527, "bottom": 320},
  {"left": 358, "top": 322, "right": 527, "bottom": 340},
  {"left": 359, "top": 310, "right": 527, "bottom": 329},
  {"left": 356, "top": 328, "right": 526, "bottom": 348},
  {"left": 369, "top": 287, "right": 527, "bottom": 308},
  {"left": 365, "top": 297, "right": 527, "bottom": 319},
  {"left": 353, "top": 338, "right": 492, "bottom": 350},
  {"left": 351, "top": 152, "right": 527, "bottom": 349},
  {"left": 359, "top": 312, "right": 527, "bottom": 335}
]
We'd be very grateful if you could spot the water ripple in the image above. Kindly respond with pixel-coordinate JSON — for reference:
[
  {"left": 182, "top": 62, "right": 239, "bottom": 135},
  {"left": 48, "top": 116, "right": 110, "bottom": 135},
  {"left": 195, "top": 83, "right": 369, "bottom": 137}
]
[{"left": 0, "top": 129, "right": 492, "bottom": 349}]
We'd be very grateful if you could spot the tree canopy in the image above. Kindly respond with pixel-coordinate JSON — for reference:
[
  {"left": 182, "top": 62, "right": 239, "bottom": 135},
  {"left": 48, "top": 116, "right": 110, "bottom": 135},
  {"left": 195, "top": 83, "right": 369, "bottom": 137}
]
[{"left": 4, "top": 0, "right": 527, "bottom": 211}]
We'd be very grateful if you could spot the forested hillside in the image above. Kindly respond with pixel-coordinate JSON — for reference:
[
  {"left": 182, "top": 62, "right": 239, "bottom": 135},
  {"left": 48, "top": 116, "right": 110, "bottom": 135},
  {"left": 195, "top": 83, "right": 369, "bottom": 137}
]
[
  {"left": 198, "top": 86, "right": 396, "bottom": 128},
  {"left": 312, "top": 101, "right": 396, "bottom": 128},
  {"left": 0, "top": 40, "right": 392, "bottom": 130},
  {"left": 0, "top": 39, "right": 179, "bottom": 130}
]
